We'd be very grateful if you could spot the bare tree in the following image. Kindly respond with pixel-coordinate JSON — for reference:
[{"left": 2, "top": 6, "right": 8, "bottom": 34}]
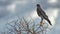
[{"left": 1, "top": 17, "right": 51, "bottom": 34}]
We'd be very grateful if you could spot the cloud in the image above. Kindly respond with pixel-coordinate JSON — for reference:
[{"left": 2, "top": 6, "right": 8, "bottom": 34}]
[
  {"left": 0, "top": 0, "right": 14, "bottom": 6},
  {"left": 47, "top": 0, "right": 58, "bottom": 4},
  {"left": 14, "top": 0, "right": 27, "bottom": 5},
  {"left": 0, "top": 0, "right": 59, "bottom": 32},
  {"left": 0, "top": 7, "right": 10, "bottom": 18},
  {"left": 42, "top": 8, "right": 59, "bottom": 30},
  {"left": 6, "top": 0, "right": 28, "bottom": 14},
  {"left": 30, "top": 9, "right": 38, "bottom": 19},
  {"left": 46, "top": 8, "right": 59, "bottom": 26},
  {"left": 55, "top": 25, "right": 60, "bottom": 30},
  {"left": 6, "top": 3, "right": 16, "bottom": 13}
]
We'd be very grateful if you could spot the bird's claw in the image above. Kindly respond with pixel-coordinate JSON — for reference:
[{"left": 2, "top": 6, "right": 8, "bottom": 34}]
[{"left": 40, "top": 21, "right": 43, "bottom": 27}]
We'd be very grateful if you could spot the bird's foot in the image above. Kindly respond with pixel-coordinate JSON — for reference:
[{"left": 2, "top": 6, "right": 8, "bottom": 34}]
[{"left": 40, "top": 21, "right": 43, "bottom": 27}]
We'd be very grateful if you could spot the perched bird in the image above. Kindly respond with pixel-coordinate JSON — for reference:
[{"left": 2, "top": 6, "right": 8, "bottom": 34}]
[{"left": 36, "top": 4, "right": 52, "bottom": 25}]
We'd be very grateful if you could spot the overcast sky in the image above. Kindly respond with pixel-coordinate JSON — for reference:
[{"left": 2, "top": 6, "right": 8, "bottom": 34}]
[{"left": 0, "top": 0, "right": 60, "bottom": 34}]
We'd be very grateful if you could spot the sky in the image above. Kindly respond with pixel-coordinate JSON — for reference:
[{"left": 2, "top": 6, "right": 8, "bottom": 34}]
[{"left": 0, "top": 0, "right": 60, "bottom": 34}]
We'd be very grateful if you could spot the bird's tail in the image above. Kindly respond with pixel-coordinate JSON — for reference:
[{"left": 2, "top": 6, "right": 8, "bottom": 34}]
[{"left": 46, "top": 19, "right": 52, "bottom": 25}]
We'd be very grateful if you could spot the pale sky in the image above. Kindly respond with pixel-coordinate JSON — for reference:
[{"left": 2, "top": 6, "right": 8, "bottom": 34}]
[{"left": 0, "top": 0, "right": 60, "bottom": 34}]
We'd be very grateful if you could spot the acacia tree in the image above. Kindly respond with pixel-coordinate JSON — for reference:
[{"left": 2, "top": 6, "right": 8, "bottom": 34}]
[{"left": 1, "top": 17, "right": 50, "bottom": 34}]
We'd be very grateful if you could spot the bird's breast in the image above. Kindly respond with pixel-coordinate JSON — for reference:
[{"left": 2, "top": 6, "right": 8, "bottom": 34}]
[{"left": 37, "top": 8, "right": 41, "bottom": 16}]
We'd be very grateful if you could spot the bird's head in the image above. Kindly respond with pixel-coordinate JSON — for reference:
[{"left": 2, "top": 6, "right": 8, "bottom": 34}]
[{"left": 36, "top": 4, "right": 40, "bottom": 7}]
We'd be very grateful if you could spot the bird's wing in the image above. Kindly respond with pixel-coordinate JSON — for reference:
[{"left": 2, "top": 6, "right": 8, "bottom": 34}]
[
  {"left": 39, "top": 8, "right": 52, "bottom": 25},
  {"left": 39, "top": 8, "right": 48, "bottom": 19}
]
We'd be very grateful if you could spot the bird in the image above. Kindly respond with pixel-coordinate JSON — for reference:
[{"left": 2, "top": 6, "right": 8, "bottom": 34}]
[{"left": 36, "top": 4, "right": 52, "bottom": 25}]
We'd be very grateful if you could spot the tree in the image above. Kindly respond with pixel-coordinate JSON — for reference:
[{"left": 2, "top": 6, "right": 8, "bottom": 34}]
[{"left": 1, "top": 17, "right": 50, "bottom": 34}]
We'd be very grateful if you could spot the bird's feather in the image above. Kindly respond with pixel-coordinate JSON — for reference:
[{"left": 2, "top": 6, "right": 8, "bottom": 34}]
[{"left": 37, "top": 5, "right": 52, "bottom": 25}]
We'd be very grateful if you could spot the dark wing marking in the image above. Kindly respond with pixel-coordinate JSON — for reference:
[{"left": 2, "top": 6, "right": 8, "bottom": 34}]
[{"left": 39, "top": 8, "right": 48, "bottom": 19}]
